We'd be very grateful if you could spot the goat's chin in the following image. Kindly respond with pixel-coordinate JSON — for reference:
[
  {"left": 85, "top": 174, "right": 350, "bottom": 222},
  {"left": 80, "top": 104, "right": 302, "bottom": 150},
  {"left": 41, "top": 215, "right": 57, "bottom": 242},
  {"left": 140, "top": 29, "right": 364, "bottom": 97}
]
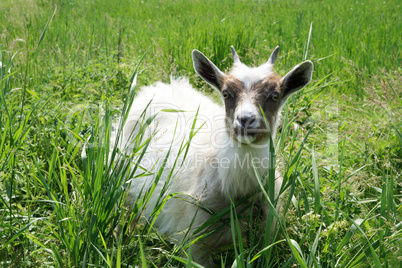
[
  {"left": 233, "top": 128, "right": 270, "bottom": 146},
  {"left": 236, "top": 134, "right": 256, "bottom": 145},
  {"left": 235, "top": 135, "right": 271, "bottom": 146}
]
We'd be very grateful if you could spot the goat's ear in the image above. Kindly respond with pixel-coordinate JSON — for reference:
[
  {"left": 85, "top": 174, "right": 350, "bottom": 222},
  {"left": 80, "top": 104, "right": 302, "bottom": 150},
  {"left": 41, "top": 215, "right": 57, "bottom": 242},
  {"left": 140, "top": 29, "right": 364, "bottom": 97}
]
[
  {"left": 281, "top": 60, "right": 313, "bottom": 100},
  {"left": 192, "top": 50, "right": 226, "bottom": 91}
]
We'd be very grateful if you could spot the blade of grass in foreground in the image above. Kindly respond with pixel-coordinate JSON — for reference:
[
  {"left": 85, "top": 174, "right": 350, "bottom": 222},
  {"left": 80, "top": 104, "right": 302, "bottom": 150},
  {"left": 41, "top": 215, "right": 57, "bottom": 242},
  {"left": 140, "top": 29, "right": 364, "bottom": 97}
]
[
  {"left": 307, "top": 223, "right": 322, "bottom": 267},
  {"left": 249, "top": 240, "right": 286, "bottom": 263},
  {"left": 335, "top": 139, "right": 345, "bottom": 221},
  {"left": 289, "top": 239, "right": 308, "bottom": 268},
  {"left": 312, "top": 148, "right": 321, "bottom": 214},
  {"left": 229, "top": 196, "right": 245, "bottom": 267},
  {"left": 138, "top": 237, "right": 148, "bottom": 268}
]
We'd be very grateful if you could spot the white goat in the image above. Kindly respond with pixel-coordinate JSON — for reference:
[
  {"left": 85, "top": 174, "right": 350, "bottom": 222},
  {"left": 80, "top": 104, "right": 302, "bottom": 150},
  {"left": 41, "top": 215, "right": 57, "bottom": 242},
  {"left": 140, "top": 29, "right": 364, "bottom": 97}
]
[{"left": 120, "top": 46, "right": 313, "bottom": 266}]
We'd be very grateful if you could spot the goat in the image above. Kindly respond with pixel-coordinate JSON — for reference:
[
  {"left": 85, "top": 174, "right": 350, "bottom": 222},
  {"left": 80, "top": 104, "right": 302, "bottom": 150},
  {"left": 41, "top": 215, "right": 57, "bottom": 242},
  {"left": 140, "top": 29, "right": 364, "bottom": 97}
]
[{"left": 119, "top": 46, "right": 313, "bottom": 266}]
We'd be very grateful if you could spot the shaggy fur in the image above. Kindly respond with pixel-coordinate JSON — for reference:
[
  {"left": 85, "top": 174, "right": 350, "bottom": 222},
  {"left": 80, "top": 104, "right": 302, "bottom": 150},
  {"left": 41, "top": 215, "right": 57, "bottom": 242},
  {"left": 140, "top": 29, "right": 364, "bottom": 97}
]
[{"left": 118, "top": 46, "right": 313, "bottom": 266}]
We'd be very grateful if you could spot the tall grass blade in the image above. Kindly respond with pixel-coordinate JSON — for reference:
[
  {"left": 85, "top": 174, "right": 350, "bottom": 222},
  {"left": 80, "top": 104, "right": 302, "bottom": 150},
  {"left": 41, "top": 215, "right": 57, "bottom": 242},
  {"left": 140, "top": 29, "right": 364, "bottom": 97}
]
[
  {"left": 34, "top": 6, "right": 57, "bottom": 59},
  {"left": 249, "top": 239, "right": 286, "bottom": 263},
  {"left": 345, "top": 216, "right": 382, "bottom": 268},
  {"left": 312, "top": 148, "right": 321, "bottom": 214},
  {"left": 230, "top": 201, "right": 244, "bottom": 267},
  {"left": 336, "top": 219, "right": 364, "bottom": 254},
  {"left": 308, "top": 223, "right": 322, "bottom": 267},
  {"left": 138, "top": 237, "right": 148, "bottom": 268},
  {"left": 335, "top": 139, "right": 345, "bottom": 221},
  {"left": 284, "top": 122, "right": 315, "bottom": 181},
  {"left": 170, "top": 255, "right": 204, "bottom": 268},
  {"left": 1, "top": 219, "right": 40, "bottom": 250},
  {"left": 289, "top": 239, "right": 308, "bottom": 268}
]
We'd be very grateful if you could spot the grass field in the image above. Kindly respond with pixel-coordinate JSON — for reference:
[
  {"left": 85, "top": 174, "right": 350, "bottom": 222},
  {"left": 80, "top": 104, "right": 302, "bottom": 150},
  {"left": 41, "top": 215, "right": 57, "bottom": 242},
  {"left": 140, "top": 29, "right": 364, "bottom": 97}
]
[{"left": 0, "top": 0, "right": 401, "bottom": 267}]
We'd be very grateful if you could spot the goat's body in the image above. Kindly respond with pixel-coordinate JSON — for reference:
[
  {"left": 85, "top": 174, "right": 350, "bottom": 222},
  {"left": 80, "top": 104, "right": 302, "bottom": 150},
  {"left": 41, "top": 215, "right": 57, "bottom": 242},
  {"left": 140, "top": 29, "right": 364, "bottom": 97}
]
[
  {"left": 124, "top": 78, "right": 278, "bottom": 216},
  {"left": 121, "top": 78, "right": 280, "bottom": 264},
  {"left": 117, "top": 46, "right": 313, "bottom": 266}
]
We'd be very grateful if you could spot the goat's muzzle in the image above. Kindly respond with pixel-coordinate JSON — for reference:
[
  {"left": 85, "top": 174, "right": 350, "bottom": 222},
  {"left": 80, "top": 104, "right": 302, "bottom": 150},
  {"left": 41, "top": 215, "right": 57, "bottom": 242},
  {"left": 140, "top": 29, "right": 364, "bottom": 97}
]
[{"left": 233, "top": 115, "right": 268, "bottom": 144}]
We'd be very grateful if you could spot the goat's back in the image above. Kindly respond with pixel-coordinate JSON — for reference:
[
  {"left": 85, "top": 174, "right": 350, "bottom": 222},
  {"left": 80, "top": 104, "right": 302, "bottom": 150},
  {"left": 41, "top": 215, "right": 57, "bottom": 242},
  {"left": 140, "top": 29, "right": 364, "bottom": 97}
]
[{"left": 121, "top": 78, "right": 224, "bottom": 210}]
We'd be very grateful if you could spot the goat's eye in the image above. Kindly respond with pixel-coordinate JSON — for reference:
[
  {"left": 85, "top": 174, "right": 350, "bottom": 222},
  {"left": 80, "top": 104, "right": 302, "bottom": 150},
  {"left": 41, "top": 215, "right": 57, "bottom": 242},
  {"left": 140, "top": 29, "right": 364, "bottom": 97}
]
[
  {"left": 271, "top": 93, "right": 279, "bottom": 102},
  {"left": 222, "top": 90, "right": 231, "bottom": 99}
]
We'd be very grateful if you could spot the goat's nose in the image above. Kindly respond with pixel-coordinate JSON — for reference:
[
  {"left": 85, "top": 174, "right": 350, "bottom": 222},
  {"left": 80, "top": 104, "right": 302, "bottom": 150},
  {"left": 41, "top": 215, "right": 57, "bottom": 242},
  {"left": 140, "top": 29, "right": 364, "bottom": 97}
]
[{"left": 237, "top": 113, "right": 257, "bottom": 128}]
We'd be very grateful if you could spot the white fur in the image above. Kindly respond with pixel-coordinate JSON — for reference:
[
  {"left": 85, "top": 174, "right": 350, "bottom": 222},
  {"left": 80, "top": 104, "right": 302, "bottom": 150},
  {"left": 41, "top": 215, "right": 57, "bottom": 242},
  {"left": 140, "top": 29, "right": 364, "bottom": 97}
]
[
  {"left": 119, "top": 77, "right": 280, "bottom": 265},
  {"left": 230, "top": 62, "right": 274, "bottom": 88}
]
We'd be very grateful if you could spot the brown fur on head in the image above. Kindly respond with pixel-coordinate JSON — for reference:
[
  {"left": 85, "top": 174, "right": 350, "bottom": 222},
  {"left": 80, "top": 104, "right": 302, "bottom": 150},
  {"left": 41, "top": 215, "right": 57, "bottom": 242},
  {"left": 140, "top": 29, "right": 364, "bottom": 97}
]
[
  {"left": 192, "top": 46, "right": 313, "bottom": 145},
  {"left": 220, "top": 74, "right": 282, "bottom": 144}
]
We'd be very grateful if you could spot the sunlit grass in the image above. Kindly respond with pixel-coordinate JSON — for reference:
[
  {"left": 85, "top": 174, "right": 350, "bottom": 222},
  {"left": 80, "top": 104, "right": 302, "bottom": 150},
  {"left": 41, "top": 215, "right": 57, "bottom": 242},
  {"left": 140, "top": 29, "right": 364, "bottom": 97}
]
[{"left": 0, "top": 0, "right": 401, "bottom": 267}]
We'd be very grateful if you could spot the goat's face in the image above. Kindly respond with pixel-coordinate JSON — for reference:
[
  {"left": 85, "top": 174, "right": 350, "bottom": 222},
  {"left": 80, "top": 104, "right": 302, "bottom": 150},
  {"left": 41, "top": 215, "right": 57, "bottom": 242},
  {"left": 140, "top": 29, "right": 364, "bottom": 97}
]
[
  {"left": 192, "top": 46, "right": 313, "bottom": 145},
  {"left": 219, "top": 74, "right": 282, "bottom": 144}
]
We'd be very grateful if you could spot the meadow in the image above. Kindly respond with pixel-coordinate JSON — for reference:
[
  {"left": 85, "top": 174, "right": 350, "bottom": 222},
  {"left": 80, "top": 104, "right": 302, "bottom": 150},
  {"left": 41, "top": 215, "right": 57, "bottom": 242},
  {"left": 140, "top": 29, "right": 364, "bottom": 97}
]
[{"left": 0, "top": 0, "right": 401, "bottom": 267}]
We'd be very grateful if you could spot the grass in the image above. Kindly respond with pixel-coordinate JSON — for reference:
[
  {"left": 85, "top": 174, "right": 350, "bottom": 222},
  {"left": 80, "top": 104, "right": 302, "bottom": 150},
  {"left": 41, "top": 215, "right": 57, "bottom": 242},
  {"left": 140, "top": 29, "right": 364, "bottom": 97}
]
[{"left": 0, "top": 0, "right": 401, "bottom": 267}]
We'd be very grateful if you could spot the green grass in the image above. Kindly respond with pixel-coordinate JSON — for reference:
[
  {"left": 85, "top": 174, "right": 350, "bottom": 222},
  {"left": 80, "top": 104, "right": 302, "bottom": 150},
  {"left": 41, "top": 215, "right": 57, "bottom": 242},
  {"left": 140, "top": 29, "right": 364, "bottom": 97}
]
[{"left": 0, "top": 0, "right": 401, "bottom": 267}]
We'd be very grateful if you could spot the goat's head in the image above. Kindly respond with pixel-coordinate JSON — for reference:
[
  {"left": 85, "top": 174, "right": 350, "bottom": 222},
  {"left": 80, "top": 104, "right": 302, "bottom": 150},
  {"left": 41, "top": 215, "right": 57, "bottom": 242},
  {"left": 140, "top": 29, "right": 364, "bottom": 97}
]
[{"left": 192, "top": 46, "right": 313, "bottom": 145}]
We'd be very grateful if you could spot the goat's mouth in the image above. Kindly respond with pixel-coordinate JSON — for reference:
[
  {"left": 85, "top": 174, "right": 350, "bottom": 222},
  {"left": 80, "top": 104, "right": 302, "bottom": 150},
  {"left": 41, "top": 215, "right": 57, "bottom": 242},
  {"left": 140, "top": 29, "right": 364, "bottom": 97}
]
[{"left": 233, "top": 127, "right": 268, "bottom": 144}]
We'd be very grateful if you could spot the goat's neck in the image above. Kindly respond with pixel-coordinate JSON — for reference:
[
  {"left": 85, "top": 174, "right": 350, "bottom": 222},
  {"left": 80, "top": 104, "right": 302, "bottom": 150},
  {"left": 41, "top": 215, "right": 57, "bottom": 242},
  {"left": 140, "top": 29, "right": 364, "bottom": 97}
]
[
  {"left": 191, "top": 132, "right": 273, "bottom": 202},
  {"left": 215, "top": 141, "right": 271, "bottom": 199}
]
